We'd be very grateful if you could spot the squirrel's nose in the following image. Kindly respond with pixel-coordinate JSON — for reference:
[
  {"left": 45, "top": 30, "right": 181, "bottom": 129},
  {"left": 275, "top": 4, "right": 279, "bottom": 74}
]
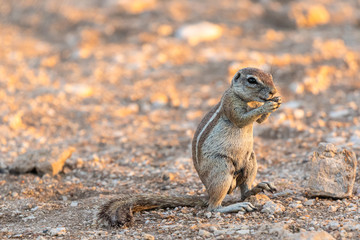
[{"left": 269, "top": 88, "right": 277, "bottom": 97}]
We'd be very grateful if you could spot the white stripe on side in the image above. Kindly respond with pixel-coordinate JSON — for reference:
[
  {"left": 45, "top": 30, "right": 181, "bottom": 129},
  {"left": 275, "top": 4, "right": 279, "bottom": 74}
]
[{"left": 195, "top": 98, "right": 223, "bottom": 164}]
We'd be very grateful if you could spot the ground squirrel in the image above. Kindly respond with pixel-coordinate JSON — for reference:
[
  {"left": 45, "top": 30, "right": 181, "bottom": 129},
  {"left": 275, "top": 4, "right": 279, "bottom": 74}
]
[{"left": 98, "top": 67, "right": 282, "bottom": 227}]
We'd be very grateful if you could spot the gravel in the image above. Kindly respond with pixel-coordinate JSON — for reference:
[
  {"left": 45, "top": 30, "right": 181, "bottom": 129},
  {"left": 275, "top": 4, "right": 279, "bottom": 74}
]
[{"left": 1, "top": 0, "right": 360, "bottom": 239}]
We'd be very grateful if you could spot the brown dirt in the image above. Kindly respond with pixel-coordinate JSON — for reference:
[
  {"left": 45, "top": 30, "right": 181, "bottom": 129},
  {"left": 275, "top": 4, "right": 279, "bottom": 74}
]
[{"left": 1, "top": 0, "right": 360, "bottom": 239}]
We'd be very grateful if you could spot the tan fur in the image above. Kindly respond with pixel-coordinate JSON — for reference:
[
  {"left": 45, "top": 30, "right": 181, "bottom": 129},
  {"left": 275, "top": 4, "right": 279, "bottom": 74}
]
[{"left": 98, "top": 67, "right": 281, "bottom": 227}]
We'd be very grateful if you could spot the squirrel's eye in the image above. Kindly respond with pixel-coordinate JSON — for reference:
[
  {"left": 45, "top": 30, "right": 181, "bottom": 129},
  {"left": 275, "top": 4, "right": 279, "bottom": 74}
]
[{"left": 247, "top": 77, "right": 257, "bottom": 84}]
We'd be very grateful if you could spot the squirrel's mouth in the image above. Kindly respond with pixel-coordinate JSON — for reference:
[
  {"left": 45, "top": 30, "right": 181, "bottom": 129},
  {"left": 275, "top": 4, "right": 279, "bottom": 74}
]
[{"left": 259, "top": 97, "right": 269, "bottom": 102}]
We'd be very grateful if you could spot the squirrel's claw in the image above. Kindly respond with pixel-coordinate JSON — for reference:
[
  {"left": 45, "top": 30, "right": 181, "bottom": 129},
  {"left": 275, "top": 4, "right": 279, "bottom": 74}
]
[{"left": 256, "top": 182, "right": 277, "bottom": 193}]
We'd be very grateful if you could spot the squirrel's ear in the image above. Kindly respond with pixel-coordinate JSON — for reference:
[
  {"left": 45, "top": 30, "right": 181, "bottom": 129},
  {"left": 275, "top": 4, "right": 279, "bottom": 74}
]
[{"left": 233, "top": 72, "right": 241, "bottom": 83}]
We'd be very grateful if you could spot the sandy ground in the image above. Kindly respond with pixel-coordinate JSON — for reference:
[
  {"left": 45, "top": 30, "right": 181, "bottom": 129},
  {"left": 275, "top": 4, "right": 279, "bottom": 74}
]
[{"left": 1, "top": 0, "right": 360, "bottom": 239}]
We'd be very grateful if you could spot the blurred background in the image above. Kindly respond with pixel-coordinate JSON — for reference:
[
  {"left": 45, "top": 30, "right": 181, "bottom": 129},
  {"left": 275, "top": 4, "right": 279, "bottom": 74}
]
[
  {"left": 1, "top": 0, "right": 360, "bottom": 238},
  {"left": 1, "top": 0, "right": 359, "bottom": 155}
]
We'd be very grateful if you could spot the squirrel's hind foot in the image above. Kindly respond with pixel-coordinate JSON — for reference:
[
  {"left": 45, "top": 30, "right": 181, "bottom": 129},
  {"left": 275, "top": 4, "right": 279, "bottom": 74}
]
[{"left": 213, "top": 202, "right": 257, "bottom": 213}]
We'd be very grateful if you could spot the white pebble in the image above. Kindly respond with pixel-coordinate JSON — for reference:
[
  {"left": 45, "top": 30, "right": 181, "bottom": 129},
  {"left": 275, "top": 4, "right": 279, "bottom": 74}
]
[
  {"left": 49, "top": 227, "right": 66, "bottom": 236},
  {"left": 327, "top": 221, "right": 340, "bottom": 231},
  {"left": 289, "top": 202, "right": 303, "bottom": 209},
  {"left": 198, "top": 229, "right": 212, "bottom": 237},
  {"left": 328, "top": 206, "right": 338, "bottom": 212},
  {"left": 236, "top": 229, "right": 250, "bottom": 235},
  {"left": 143, "top": 233, "right": 155, "bottom": 240},
  {"left": 304, "top": 199, "right": 315, "bottom": 206}
]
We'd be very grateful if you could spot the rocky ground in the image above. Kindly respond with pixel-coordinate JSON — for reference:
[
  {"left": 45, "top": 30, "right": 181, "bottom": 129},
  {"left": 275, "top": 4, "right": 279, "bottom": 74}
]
[{"left": 1, "top": 0, "right": 360, "bottom": 239}]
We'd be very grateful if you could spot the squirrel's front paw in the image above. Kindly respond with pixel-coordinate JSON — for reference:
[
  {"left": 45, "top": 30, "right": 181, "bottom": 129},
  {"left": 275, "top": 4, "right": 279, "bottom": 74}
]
[
  {"left": 269, "top": 96, "right": 282, "bottom": 104},
  {"left": 262, "top": 99, "right": 281, "bottom": 113}
]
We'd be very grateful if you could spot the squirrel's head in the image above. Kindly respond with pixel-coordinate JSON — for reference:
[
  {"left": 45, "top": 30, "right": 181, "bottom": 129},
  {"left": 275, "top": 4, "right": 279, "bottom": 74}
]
[{"left": 231, "top": 68, "right": 277, "bottom": 102}]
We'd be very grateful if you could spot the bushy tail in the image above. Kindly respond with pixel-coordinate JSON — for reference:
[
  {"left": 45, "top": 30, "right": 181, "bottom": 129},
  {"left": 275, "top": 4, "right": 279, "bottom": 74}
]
[{"left": 98, "top": 194, "right": 208, "bottom": 227}]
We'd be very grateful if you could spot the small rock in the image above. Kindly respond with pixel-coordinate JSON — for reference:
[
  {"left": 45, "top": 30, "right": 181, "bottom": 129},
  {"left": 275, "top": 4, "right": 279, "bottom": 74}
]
[
  {"left": 213, "top": 230, "right": 224, "bottom": 236},
  {"left": 9, "top": 147, "right": 75, "bottom": 176},
  {"left": 115, "top": 103, "right": 139, "bottom": 117},
  {"left": 262, "top": 223, "right": 334, "bottom": 239},
  {"left": 36, "top": 147, "right": 75, "bottom": 176},
  {"left": 64, "top": 83, "right": 94, "bottom": 98},
  {"left": 208, "top": 226, "right": 218, "bottom": 232},
  {"left": 214, "top": 229, "right": 235, "bottom": 236},
  {"left": 118, "top": 0, "right": 157, "bottom": 14},
  {"left": 213, "top": 212, "right": 221, "bottom": 218},
  {"left": 0, "top": 167, "right": 7, "bottom": 174},
  {"left": 305, "top": 143, "right": 357, "bottom": 198},
  {"left": 70, "top": 201, "right": 78, "bottom": 207},
  {"left": 236, "top": 229, "right": 250, "bottom": 235},
  {"left": 345, "top": 207, "right": 356, "bottom": 212},
  {"left": 290, "top": 230, "right": 335, "bottom": 240},
  {"left": 325, "top": 137, "right": 346, "bottom": 145},
  {"left": 204, "top": 212, "right": 212, "bottom": 218},
  {"left": 31, "top": 206, "right": 39, "bottom": 211},
  {"left": 261, "top": 200, "right": 285, "bottom": 214},
  {"left": 0, "top": 161, "right": 7, "bottom": 174},
  {"left": 293, "top": 109, "right": 305, "bottom": 119},
  {"left": 49, "top": 227, "right": 66, "bottom": 236},
  {"left": 161, "top": 172, "right": 176, "bottom": 181},
  {"left": 176, "top": 22, "right": 223, "bottom": 45},
  {"left": 161, "top": 185, "right": 171, "bottom": 190},
  {"left": 273, "top": 189, "right": 294, "bottom": 197},
  {"left": 150, "top": 93, "right": 168, "bottom": 106},
  {"left": 317, "top": 142, "right": 337, "bottom": 154},
  {"left": 349, "top": 133, "right": 360, "bottom": 149},
  {"left": 328, "top": 206, "right": 338, "bottom": 212},
  {"left": 23, "top": 215, "right": 36, "bottom": 221},
  {"left": 304, "top": 199, "right": 315, "bottom": 206},
  {"left": 143, "top": 233, "right": 155, "bottom": 240},
  {"left": 327, "top": 221, "right": 340, "bottom": 231},
  {"left": 292, "top": 4, "right": 330, "bottom": 27},
  {"left": 261, "top": 222, "right": 289, "bottom": 235},
  {"left": 198, "top": 229, "right": 212, "bottom": 237},
  {"left": 9, "top": 111, "right": 26, "bottom": 130},
  {"left": 236, "top": 211, "right": 245, "bottom": 216},
  {"left": 344, "top": 223, "right": 360, "bottom": 231},
  {"left": 329, "top": 109, "right": 350, "bottom": 119},
  {"left": 0, "top": 160, "right": 6, "bottom": 168},
  {"left": 246, "top": 194, "right": 270, "bottom": 208},
  {"left": 288, "top": 202, "right": 303, "bottom": 209}
]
